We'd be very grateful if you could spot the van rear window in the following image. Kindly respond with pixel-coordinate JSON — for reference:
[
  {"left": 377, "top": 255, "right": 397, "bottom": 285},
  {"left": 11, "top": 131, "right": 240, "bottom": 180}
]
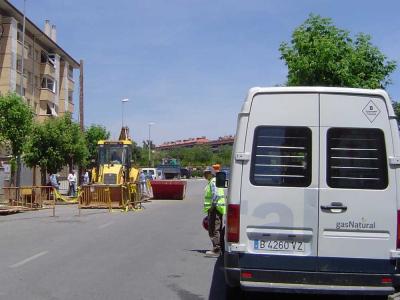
[
  {"left": 327, "top": 128, "right": 388, "bottom": 190},
  {"left": 250, "top": 126, "right": 312, "bottom": 187}
]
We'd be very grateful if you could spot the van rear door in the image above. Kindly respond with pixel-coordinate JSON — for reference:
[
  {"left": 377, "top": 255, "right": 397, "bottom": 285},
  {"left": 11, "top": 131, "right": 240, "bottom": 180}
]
[
  {"left": 318, "top": 93, "right": 396, "bottom": 273},
  {"left": 239, "top": 93, "right": 319, "bottom": 271}
]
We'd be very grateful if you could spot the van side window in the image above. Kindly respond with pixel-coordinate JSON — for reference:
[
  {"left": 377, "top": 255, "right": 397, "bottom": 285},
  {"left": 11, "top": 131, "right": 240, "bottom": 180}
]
[
  {"left": 250, "top": 126, "right": 312, "bottom": 187},
  {"left": 327, "top": 128, "right": 388, "bottom": 190}
]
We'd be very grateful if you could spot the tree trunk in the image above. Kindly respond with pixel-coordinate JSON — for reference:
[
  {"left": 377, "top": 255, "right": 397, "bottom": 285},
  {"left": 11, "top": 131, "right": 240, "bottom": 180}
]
[
  {"left": 41, "top": 168, "right": 47, "bottom": 186},
  {"left": 16, "top": 155, "right": 21, "bottom": 187}
]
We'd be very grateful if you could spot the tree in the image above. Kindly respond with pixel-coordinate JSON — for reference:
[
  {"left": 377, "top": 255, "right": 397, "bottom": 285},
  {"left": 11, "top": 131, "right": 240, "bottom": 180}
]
[
  {"left": 24, "top": 114, "right": 88, "bottom": 184},
  {"left": 0, "top": 93, "right": 34, "bottom": 186},
  {"left": 58, "top": 114, "right": 88, "bottom": 171},
  {"left": 279, "top": 14, "right": 396, "bottom": 88},
  {"left": 85, "top": 125, "right": 110, "bottom": 166},
  {"left": 24, "top": 119, "right": 67, "bottom": 184}
]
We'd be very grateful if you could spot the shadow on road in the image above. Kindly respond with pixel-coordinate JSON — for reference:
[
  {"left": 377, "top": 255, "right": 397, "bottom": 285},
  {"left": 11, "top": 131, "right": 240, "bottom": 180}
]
[
  {"left": 208, "top": 256, "right": 226, "bottom": 300},
  {"left": 208, "top": 256, "right": 387, "bottom": 300}
]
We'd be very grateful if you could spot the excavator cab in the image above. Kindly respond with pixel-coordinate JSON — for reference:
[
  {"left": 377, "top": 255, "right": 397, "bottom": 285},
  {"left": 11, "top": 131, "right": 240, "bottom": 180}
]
[{"left": 96, "top": 141, "right": 132, "bottom": 184}]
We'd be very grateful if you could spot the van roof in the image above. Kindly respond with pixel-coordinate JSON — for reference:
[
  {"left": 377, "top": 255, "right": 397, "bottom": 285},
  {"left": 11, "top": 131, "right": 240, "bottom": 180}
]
[{"left": 242, "top": 87, "right": 394, "bottom": 116}]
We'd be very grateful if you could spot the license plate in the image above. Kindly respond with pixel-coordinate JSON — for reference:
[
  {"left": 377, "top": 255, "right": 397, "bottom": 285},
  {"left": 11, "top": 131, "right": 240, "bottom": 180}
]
[{"left": 254, "top": 240, "right": 305, "bottom": 252}]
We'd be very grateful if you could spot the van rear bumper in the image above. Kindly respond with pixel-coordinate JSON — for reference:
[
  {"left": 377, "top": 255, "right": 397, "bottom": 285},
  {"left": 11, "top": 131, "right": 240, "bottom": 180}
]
[
  {"left": 225, "top": 253, "right": 400, "bottom": 295},
  {"left": 240, "top": 279, "right": 395, "bottom": 295}
]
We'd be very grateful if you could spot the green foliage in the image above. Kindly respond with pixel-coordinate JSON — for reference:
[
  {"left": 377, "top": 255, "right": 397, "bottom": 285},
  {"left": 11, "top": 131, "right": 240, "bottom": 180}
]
[
  {"left": 58, "top": 114, "right": 88, "bottom": 170},
  {"left": 213, "top": 145, "right": 233, "bottom": 166},
  {"left": 393, "top": 102, "right": 400, "bottom": 119},
  {"left": 85, "top": 124, "right": 110, "bottom": 164},
  {"left": 279, "top": 14, "right": 397, "bottom": 88},
  {"left": 24, "top": 119, "right": 65, "bottom": 175},
  {"left": 142, "top": 145, "right": 233, "bottom": 167},
  {"left": 0, "top": 93, "right": 34, "bottom": 156},
  {"left": 24, "top": 114, "right": 88, "bottom": 183}
]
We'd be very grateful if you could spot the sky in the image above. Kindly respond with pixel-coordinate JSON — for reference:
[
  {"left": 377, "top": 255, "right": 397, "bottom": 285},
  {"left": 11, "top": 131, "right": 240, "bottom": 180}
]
[{"left": 10, "top": 0, "right": 400, "bottom": 145}]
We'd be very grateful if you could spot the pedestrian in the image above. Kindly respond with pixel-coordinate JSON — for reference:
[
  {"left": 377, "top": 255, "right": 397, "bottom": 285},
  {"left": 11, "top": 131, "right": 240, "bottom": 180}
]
[
  {"left": 49, "top": 173, "right": 59, "bottom": 191},
  {"left": 83, "top": 170, "right": 90, "bottom": 185},
  {"left": 139, "top": 170, "right": 147, "bottom": 196},
  {"left": 203, "top": 166, "right": 226, "bottom": 257},
  {"left": 67, "top": 170, "right": 77, "bottom": 196}
]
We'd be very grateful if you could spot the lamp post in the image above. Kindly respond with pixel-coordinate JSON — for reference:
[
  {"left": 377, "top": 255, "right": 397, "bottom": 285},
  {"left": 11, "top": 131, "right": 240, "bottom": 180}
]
[
  {"left": 121, "top": 98, "right": 129, "bottom": 127},
  {"left": 148, "top": 122, "right": 155, "bottom": 167}
]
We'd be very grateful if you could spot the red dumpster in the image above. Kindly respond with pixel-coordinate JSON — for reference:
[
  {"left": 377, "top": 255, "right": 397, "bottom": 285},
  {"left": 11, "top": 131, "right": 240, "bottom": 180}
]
[{"left": 150, "top": 180, "right": 187, "bottom": 200}]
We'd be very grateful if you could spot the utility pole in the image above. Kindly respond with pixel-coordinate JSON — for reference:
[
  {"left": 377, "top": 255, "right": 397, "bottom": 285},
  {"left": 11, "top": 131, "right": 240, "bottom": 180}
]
[
  {"left": 148, "top": 122, "right": 155, "bottom": 167},
  {"left": 78, "top": 59, "right": 84, "bottom": 184},
  {"left": 79, "top": 59, "right": 84, "bottom": 131}
]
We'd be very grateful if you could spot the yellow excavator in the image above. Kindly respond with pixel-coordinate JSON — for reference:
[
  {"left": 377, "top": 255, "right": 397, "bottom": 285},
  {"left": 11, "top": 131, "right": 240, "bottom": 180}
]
[
  {"left": 79, "top": 127, "right": 141, "bottom": 210},
  {"left": 92, "top": 126, "right": 139, "bottom": 185}
]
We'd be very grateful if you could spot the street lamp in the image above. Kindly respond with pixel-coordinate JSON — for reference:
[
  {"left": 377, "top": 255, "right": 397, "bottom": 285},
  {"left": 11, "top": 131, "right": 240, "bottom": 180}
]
[
  {"left": 148, "top": 122, "right": 155, "bottom": 167},
  {"left": 121, "top": 98, "right": 129, "bottom": 127}
]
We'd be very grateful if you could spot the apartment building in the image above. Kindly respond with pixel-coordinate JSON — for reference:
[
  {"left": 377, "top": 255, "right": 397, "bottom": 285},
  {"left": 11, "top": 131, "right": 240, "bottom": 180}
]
[{"left": 0, "top": 0, "right": 79, "bottom": 120}]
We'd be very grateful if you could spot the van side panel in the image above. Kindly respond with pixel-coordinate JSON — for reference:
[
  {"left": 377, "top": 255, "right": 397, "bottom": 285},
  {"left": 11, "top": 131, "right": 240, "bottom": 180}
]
[{"left": 228, "top": 111, "right": 249, "bottom": 207}]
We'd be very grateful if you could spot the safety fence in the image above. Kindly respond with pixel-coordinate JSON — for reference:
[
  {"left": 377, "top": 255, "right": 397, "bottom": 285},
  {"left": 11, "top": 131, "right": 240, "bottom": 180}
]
[
  {"left": 78, "top": 183, "right": 144, "bottom": 214},
  {"left": 1, "top": 182, "right": 149, "bottom": 216},
  {"left": 2, "top": 186, "right": 56, "bottom": 216}
]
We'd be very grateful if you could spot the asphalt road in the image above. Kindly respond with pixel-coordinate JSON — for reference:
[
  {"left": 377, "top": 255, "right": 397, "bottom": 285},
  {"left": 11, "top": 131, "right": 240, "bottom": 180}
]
[{"left": 0, "top": 180, "right": 388, "bottom": 300}]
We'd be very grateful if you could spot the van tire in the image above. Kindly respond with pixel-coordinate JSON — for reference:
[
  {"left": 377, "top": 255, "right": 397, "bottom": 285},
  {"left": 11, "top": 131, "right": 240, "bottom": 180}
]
[
  {"left": 220, "top": 226, "right": 225, "bottom": 254},
  {"left": 225, "top": 284, "right": 243, "bottom": 300}
]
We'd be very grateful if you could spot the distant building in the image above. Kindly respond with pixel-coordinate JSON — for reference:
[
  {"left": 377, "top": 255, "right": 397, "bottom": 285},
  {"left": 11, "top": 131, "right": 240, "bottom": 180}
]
[
  {"left": 0, "top": 0, "right": 79, "bottom": 121},
  {"left": 156, "top": 135, "right": 234, "bottom": 151}
]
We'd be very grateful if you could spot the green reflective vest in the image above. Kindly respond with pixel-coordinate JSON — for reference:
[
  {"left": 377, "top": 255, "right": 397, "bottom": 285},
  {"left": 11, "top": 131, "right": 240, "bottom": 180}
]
[{"left": 203, "top": 177, "right": 226, "bottom": 215}]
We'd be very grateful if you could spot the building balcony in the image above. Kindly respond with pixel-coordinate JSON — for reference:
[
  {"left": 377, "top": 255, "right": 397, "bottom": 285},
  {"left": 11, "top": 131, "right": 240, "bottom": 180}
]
[
  {"left": 39, "top": 88, "right": 55, "bottom": 102},
  {"left": 40, "top": 62, "right": 56, "bottom": 77}
]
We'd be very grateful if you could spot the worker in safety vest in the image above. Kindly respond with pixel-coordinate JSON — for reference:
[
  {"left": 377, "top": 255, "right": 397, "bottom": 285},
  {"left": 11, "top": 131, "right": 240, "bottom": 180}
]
[{"left": 203, "top": 166, "right": 226, "bottom": 257}]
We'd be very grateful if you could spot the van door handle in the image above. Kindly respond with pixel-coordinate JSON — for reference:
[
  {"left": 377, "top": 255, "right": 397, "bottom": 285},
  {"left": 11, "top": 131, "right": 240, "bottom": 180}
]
[{"left": 320, "top": 202, "right": 347, "bottom": 213}]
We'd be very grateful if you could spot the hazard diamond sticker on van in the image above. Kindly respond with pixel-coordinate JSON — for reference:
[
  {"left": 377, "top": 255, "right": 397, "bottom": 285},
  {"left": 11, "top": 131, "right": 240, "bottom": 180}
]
[{"left": 362, "top": 100, "right": 381, "bottom": 123}]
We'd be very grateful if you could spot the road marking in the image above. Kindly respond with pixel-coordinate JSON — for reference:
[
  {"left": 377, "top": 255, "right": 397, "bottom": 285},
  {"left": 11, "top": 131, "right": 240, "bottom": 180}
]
[
  {"left": 9, "top": 251, "right": 48, "bottom": 268},
  {"left": 98, "top": 221, "right": 114, "bottom": 229}
]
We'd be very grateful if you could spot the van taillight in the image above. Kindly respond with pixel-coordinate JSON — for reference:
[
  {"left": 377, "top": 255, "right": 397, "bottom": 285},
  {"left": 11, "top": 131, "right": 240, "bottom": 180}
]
[
  {"left": 397, "top": 211, "right": 400, "bottom": 249},
  {"left": 227, "top": 204, "right": 240, "bottom": 243}
]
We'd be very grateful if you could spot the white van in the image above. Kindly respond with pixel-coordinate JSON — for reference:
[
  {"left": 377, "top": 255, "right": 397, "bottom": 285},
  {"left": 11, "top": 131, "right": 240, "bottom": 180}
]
[
  {"left": 220, "top": 87, "right": 400, "bottom": 297},
  {"left": 141, "top": 168, "right": 157, "bottom": 180}
]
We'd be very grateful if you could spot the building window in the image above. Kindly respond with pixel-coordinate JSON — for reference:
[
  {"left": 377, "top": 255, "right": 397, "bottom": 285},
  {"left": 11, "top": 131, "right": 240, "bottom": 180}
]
[
  {"left": 68, "top": 90, "right": 73, "bottom": 103},
  {"left": 27, "top": 44, "right": 33, "bottom": 58},
  {"left": 250, "top": 126, "right": 312, "bottom": 187},
  {"left": 16, "top": 55, "right": 22, "bottom": 73},
  {"left": 327, "top": 128, "right": 388, "bottom": 190},
  {"left": 68, "top": 66, "right": 73, "bottom": 79},
  {"left": 41, "top": 51, "right": 48, "bottom": 63},
  {"left": 41, "top": 77, "right": 56, "bottom": 93},
  {"left": 41, "top": 52, "right": 56, "bottom": 67},
  {"left": 27, "top": 71, "right": 32, "bottom": 85},
  {"left": 17, "top": 31, "right": 22, "bottom": 42},
  {"left": 16, "top": 84, "right": 25, "bottom": 96},
  {"left": 48, "top": 54, "right": 56, "bottom": 67},
  {"left": 46, "top": 103, "right": 57, "bottom": 117}
]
